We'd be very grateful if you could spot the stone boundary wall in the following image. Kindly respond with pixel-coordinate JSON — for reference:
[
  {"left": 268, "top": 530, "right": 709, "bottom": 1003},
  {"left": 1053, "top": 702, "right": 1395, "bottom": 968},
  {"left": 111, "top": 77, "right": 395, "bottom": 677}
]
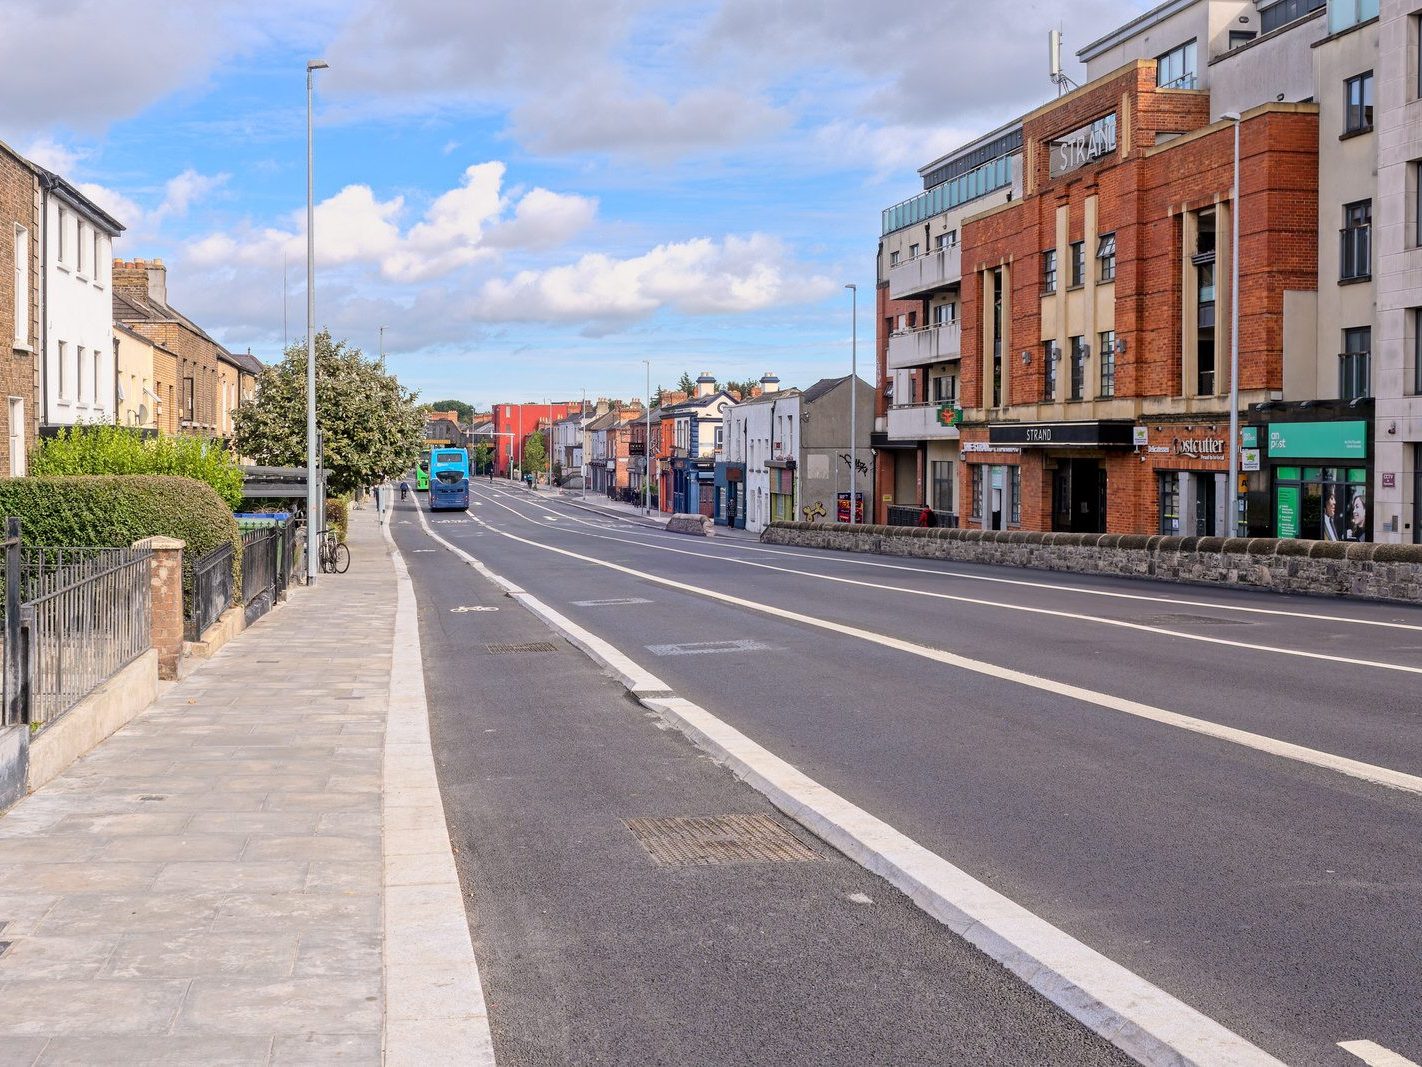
[{"left": 761, "top": 522, "right": 1422, "bottom": 604}]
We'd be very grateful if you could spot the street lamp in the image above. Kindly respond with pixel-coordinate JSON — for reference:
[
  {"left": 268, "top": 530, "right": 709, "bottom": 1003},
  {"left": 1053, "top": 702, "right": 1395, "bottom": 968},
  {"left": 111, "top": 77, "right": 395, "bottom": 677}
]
[
  {"left": 643, "top": 360, "right": 652, "bottom": 515},
  {"left": 378, "top": 325, "right": 388, "bottom": 366},
  {"left": 844, "top": 283, "right": 858, "bottom": 525},
  {"left": 305, "top": 58, "right": 328, "bottom": 584},
  {"left": 1222, "top": 111, "right": 1243, "bottom": 537}
]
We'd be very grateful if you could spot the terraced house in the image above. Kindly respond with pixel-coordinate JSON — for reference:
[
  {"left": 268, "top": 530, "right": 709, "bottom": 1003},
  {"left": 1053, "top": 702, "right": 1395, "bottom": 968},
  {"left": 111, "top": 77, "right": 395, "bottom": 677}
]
[{"left": 1, "top": 139, "right": 39, "bottom": 477}]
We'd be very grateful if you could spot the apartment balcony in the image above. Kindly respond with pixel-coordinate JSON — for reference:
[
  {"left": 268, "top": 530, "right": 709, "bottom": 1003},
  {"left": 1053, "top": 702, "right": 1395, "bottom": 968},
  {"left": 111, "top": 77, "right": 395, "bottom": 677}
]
[
  {"left": 887, "top": 244, "right": 961, "bottom": 299},
  {"left": 885, "top": 402, "right": 961, "bottom": 442},
  {"left": 886, "top": 322, "right": 960, "bottom": 371}
]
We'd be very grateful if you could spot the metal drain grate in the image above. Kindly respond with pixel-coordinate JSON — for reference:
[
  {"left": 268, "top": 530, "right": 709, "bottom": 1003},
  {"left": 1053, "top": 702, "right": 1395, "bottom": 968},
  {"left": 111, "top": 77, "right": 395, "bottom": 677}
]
[
  {"left": 624, "top": 814, "right": 820, "bottom": 866},
  {"left": 1133, "top": 613, "right": 1247, "bottom": 627},
  {"left": 485, "top": 641, "right": 561, "bottom": 654}
]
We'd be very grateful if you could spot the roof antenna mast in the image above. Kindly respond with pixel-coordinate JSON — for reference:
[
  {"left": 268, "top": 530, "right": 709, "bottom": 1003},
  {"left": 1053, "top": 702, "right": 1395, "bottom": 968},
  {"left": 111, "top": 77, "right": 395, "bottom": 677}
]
[{"left": 1049, "top": 28, "right": 1077, "bottom": 96}]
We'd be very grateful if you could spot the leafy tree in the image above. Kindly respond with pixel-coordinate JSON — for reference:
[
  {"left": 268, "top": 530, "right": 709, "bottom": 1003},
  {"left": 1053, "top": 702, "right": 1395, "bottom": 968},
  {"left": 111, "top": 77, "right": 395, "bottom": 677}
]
[
  {"left": 723, "top": 377, "right": 759, "bottom": 399},
  {"left": 233, "top": 329, "right": 424, "bottom": 497},
  {"left": 472, "top": 440, "right": 493, "bottom": 474},
  {"left": 522, "top": 430, "right": 546, "bottom": 475},
  {"left": 676, "top": 372, "right": 697, "bottom": 394},
  {"left": 427, "top": 399, "right": 476, "bottom": 423},
  {"left": 29, "top": 424, "right": 245, "bottom": 509}
]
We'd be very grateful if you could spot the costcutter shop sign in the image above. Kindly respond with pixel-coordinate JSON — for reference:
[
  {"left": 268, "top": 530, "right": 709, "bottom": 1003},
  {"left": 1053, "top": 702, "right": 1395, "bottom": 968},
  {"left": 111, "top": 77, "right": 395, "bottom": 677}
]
[
  {"left": 1172, "top": 436, "right": 1226, "bottom": 460},
  {"left": 1049, "top": 113, "right": 1118, "bottom": 179}
]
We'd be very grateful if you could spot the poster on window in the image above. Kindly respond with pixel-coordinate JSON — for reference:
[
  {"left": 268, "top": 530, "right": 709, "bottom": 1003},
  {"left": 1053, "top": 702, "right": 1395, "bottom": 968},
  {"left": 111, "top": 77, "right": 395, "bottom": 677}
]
[
  {"left": 836, "top": 492, "right": 864, "bottom": 523},
  {"left": 1344, "top": 486, "right": 1368, "bottom": 542}
]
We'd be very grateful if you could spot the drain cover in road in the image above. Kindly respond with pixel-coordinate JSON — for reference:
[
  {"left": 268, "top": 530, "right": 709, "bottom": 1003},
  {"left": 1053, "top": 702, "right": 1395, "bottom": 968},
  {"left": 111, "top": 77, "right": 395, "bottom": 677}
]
[
  {"left": 645, "top": 639, "right": 771, "bottom": 657},
  {"left": 1132, "top": 613, "right": 1247, "bottom": 627},
  {"left": 624, "top": 814, "right": 820, "bottom": 866},
  {"left": 485, "top": 641, "right": 561, "bottom": 654}
]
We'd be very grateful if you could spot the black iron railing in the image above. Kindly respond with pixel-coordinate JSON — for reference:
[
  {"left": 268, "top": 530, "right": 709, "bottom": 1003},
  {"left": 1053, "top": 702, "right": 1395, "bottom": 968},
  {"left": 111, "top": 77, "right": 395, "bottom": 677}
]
[
  {"left": 886, "top": 505, "right": 958, "bottom": 528},
  {"left": 185, "top": 542, "right": 234, "bottom": 642},
  {"left": 1, "top": 519, "right": 152, "bottom": 729},
  {"left": 241, "top": 528, "right": 278, "bottom": 626}
]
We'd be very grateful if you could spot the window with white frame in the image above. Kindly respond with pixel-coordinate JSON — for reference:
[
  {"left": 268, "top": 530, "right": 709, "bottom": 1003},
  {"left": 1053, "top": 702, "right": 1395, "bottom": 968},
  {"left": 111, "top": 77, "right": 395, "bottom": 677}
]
[
  {"left": 12, "top": 224, "right": 27, "bottom": 345},
  {"left": 56, "top": 207, "right": 68, "bottom": 265},
  {"left": 76, "top": 221, "right": 86, "bottom": 276},
  {"left": 7, "top": 397, "right": 24, "bottom": 475},
  {"left": 77, "top": 345, "right": 87, "bottom": 404},
  {"left": 93, "top": 232, "right": 103, "bottom": 284},
  {"left": 56, "top": 341, "right": 67, "bottom": 398},
  {"left": 93, "top": 348, "right": 101, "bottom": 405},
  {"left": 933, "top": 302, "right": 956, "bottom": 325}
]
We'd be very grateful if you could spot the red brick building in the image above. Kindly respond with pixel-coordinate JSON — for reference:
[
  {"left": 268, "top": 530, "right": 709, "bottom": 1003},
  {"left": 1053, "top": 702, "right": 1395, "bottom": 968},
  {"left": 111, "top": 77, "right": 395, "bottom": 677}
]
[
  {"left": 956, "top": 63, "right": 1318, "bottom": 535},
  {"left": 491, "top": 401, "right": 581, "bottom": 477}
]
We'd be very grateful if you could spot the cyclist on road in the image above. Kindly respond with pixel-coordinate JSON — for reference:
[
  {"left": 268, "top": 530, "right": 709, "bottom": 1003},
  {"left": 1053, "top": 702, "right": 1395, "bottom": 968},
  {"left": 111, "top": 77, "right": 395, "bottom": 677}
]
[{"left": 399, "top": 480, "right": 410, "bottom": 500}]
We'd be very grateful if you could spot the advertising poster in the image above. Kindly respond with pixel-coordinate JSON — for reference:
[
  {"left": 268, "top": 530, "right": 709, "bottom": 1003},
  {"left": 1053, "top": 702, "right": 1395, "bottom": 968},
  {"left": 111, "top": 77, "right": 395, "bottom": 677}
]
[
  {"left": 1276, "top": 486, "right": 1300, "bottom": 539},
  {"left": 1345, "top": 486, "right": 1368, "bottom": 542},
  {"left": 836, "top": 492, "right": 864, "bottom": 524}
]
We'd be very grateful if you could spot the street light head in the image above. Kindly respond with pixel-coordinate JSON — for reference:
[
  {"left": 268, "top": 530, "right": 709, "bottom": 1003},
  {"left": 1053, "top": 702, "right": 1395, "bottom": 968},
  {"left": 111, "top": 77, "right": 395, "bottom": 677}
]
[
  {"left": 307, "top": 59, "right": 330, "bottom": 71},
  {"left": 844, "top": 283, "right": 856, "bottom": 292},
  {"left": 1221, "top": 110, "right": 1240, "bottom": 122}
]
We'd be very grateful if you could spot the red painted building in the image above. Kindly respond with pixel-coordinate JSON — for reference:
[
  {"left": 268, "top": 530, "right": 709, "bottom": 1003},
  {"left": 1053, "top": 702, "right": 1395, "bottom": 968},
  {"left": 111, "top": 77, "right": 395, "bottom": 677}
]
[{"left": 491, "top": 401, "right": 581, "bottom": 477}]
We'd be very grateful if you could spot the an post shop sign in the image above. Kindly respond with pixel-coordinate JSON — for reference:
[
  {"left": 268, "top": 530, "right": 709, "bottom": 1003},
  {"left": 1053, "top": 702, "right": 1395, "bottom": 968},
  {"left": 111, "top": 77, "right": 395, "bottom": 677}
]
[{"left": 1049, "top": 113, "right": 1117, "bottom": 179}]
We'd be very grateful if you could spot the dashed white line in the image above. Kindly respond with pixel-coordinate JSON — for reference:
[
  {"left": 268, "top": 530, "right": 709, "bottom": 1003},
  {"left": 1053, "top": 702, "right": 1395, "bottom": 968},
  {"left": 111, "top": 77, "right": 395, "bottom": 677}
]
[{"left": 1339, "top": 1040, "right": 1421, "bottom": 1066}]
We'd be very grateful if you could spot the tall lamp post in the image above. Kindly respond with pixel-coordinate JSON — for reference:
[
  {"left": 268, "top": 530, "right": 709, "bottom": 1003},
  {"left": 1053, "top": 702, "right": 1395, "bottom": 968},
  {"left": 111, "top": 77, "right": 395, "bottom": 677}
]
[
  {"left": 844, "top": 283, "right": 858, "bottom": 525},
  {"left": 643, "top": 360, "right": 652, "bottom": 515},
  {"left": 305, "top": 58, "right": 328, "bottom": 584},
  {"left": 1223, "top": 111, "right": 1243, "bottom": 537}
]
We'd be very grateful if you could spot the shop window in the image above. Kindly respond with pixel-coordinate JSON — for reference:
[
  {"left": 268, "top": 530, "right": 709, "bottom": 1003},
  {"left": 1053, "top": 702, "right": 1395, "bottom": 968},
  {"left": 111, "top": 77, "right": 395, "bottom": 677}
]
[
  {"left": 1097, "top": 233, "right": 1116, "bottom": 281},
  {"left": 1099, "top": 331, "right": 1116, "bottom": 397},
  {"left": 1010, "top": 466, "right": 1021, "bottom": 525},
  {"left": 1069, "top": 241, "right": 1086, "bottom": 287},
  {"left": 1275, "top": 466, "right": 1369, "bottom": 541},
  {"left": 931, "top": 460, "right": 955, "bottom": 514},
  {"left": 1340, "top": 327, "right": 1371, "bottom": 400},
  {"left": 1043, "top": 341, "right": 1058, "bottom": 401},
  {"left": 1069, "top": 336, "right": 1086, "bottom": 400},
  {"left": 970, "top": 464, "right": 984, "bottom": 519},
  {"left": 1042, "top": 249, "right": 1057, "bottom": 293},
  {"left": 1344, "top": 71, "right": 1374, "bottom": 133},
  {"left": 1158, "top": 473, "right": 1181, "bottom": 534},
  {"left": 1340, "top": 200, "right": 1371, "bottom": 280}
]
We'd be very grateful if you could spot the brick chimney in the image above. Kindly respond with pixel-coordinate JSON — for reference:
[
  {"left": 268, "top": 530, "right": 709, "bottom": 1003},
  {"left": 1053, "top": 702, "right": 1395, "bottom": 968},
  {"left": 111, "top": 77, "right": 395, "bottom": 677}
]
[{"left": 112, "top": 258, "right": 168, "bottom": 306}]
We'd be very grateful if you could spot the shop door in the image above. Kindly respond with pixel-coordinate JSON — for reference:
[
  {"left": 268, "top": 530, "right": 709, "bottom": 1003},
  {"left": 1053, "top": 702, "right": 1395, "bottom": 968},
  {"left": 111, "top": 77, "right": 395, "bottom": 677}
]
[
  {"left": 1414, "top": 449, "right": 1422, "bottom": 543},
  {"left": 1193, "top": 473, "right": 1218, "bottom": 536},
  {"left": 1053, "top": 460, "right": 1106, "bottom": 533},
  {"left": 990, "top": 465, "right": 1005, "bottom": 530}
]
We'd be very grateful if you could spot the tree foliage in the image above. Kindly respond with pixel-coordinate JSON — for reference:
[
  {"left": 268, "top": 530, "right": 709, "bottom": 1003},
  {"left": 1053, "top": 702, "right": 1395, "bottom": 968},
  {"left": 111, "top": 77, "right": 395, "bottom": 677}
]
[
  {"left": 522, "top": 430, "right": 546, "bottom": 474},
  {"left": 29, "top": 425, "right": 244, "bottom": 509},
  {"left": 426, "top": 399, "right": 476, "bottom": 422},
  {"left": 722, "top": 377, "right": 759, "bottom": 399},
  {"left": 234, "top": 330, "right": 424, "bottom": 496},
  {"left": 675, "top": 372, "right": 697, "bottom": 394},
  {"left": 472, "top": 440, "right": 493, "bottom": 474}
]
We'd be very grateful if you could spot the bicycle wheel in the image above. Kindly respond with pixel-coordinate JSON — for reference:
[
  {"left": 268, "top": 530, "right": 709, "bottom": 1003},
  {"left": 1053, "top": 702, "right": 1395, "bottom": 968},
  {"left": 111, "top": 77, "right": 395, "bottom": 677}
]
[{"left": 333, "top": 542, "right": 351, "bottom": 574}]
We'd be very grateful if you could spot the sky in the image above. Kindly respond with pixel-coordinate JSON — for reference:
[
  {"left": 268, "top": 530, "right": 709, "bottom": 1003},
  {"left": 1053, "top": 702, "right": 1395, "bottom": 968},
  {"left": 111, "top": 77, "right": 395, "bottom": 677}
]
[{"left": 1, "top": 0, "right": 1150, "bottom": 408}]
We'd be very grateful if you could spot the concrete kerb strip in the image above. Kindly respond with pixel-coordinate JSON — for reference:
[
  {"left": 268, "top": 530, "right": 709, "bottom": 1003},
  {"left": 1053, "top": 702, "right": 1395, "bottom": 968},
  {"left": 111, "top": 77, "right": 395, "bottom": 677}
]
[
  {"left": 380, "top": 512, "right": 496, "bottom": 1066},
  {"left": 412, "top": 505, "right": 1283, "bottom": 1067}
]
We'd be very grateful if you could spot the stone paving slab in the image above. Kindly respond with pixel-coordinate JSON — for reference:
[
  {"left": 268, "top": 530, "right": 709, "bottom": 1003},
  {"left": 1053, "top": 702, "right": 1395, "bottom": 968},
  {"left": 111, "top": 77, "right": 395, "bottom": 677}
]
[{"left": 0, "top": 511, "right": 399, "bottom": 1065}]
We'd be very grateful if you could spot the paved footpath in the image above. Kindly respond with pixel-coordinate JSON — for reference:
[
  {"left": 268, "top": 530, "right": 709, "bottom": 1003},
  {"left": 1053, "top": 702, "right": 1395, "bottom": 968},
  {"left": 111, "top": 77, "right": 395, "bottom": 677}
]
[{"left": 0, "top": 508, "right": 489, "bottom": 1066}]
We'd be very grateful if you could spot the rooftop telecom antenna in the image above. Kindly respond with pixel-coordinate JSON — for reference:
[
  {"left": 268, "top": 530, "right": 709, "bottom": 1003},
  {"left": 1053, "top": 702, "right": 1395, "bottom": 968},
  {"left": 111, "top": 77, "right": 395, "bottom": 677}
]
[{"left": 1049, "top": 29, "right": 1077, "bottom": 96}]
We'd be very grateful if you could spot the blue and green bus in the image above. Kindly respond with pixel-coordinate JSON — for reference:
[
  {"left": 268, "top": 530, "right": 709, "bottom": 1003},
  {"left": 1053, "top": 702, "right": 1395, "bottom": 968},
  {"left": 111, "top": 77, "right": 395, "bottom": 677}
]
[
  {"left": 428, "top": 448, "right": 470, "bottom": 511},
  {"left": 415, "top": 450, "right": 431, "bottom": 492}
]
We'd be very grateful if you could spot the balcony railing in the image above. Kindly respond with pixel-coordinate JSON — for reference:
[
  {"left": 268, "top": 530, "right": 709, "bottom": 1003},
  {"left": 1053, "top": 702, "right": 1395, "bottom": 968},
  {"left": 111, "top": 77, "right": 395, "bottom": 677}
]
[
  {"left": 885, "top": 402, "right": 961, "bottom": 442},
  {"left": 888, "top": 244, "right": 961, "bottom": 299},
  {"left": 887, "top": 322, "right": 961, "bottom": 370}
]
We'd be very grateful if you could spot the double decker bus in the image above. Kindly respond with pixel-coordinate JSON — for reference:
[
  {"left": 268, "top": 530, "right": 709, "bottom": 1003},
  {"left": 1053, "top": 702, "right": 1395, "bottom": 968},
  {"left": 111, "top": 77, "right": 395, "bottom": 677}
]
[
  {"left": 428, "top": 447, "right": 470, "bottom": 511},
  {"left": 415, "top": 450, "right": 431, "bottom": 492}
]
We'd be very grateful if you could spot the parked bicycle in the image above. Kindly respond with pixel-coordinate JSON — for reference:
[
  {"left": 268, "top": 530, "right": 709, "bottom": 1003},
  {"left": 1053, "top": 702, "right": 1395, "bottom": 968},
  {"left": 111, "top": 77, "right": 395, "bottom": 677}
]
[{"left": 318, "top": 528, "right": 350, "bottom": 574}]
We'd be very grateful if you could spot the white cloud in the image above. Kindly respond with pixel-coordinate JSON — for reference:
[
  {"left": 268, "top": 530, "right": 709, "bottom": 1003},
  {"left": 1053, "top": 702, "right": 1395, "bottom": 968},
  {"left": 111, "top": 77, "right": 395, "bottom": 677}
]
[
  {"left": 184, "top": 162, "right": 596, "bottom": 281},
  {"left": 472, "top": 234, "right": 834, "bottom": 324},
  {"left": 20, "top": 137, "right": 87, "bottom": 174}
]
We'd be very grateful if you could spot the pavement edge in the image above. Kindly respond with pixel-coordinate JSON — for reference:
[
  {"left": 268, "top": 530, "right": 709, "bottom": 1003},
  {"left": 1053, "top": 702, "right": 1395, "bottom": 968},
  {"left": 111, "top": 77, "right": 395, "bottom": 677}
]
[
  {"left": 380, "top": 511, "right": 497, "bottom": 1066},
  {"left": 415, "top": 503, "right": 1287, "bottom": 1067}
]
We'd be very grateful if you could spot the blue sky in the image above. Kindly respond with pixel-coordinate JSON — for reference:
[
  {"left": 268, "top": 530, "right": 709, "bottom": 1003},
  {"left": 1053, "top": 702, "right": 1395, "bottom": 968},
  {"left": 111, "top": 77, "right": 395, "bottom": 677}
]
[{"left": 2, "top": 0, "right": 1148, "bottom": 408}]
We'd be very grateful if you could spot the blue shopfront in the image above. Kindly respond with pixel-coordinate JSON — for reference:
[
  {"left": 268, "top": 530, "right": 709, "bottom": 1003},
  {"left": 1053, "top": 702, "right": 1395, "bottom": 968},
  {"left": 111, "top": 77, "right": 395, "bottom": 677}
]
[{"left": 715, "top": 461, "right": 746, "bottom": 527}]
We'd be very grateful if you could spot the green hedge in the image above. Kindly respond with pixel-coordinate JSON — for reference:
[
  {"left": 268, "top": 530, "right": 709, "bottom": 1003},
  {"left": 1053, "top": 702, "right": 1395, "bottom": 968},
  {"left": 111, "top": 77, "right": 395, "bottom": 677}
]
[
  {"left": 0, "top": 475, "right": 241, "bottom": 597},
  {"left": 29, "top": 425, "right": 244, "bottom": 509}
]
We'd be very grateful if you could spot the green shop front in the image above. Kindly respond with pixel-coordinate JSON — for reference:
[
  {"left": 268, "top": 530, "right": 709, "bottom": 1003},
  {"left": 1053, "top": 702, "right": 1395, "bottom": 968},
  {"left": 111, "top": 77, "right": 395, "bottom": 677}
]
[{"left": 1249, "top": 404, "right": 1372, "bottom": 542}]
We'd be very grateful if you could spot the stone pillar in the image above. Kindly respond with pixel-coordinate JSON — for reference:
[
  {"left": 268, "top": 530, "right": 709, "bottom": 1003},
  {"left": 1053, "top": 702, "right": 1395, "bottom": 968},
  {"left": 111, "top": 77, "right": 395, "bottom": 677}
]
[{"left": 134, "top": 536, "right": 185, "bottom": 680}]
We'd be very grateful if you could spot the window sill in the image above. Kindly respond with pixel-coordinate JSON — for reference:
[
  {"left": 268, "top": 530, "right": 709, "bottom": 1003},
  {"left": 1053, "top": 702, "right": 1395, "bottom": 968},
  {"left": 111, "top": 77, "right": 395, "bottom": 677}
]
[
  {"left": 1339, "top": 126, "right": 1373, "bottom": 141},
  {"left": 1099, "top": 275, "right": 1116, "bottom": 284},
  {"left": 1067, "top": 283, "right": 1086, "bottom": 292},
  {"left": 1338, "top": 274, "right": 1372, "bottom": 286},
  {"left": 1041, "top": 288, "right": 1058, "bottom": 297},
  {"left": 12, "top": 342, "right": 33, "bottom": 354}
]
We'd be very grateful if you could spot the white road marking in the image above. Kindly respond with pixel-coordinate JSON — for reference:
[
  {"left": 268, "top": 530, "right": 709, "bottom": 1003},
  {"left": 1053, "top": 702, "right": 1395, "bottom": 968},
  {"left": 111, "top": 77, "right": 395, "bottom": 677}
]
[
  {"left": 474, "top": 492, "right": 1422, "bottom": 678},
  {"left": 645, "top": 639, "right": 772, "bottom": 657},
  {"left": 464, "top": 509, "right": 1422, "bottom": 798},
  {"left": 1339, "top": 1040, "right": 1421, "bottom": 1066},
  {"left": 410, "top": 504, "right": 1284, "bottom": 1067},
  {"left": 450, "top": 605, "right": 499, "bottom": 613},
  {"left": 502, "top": 487, "right": 1422, "bottom": 634},
  {"left": 571, "top": 597, "right": 654, "bottom": 607}
]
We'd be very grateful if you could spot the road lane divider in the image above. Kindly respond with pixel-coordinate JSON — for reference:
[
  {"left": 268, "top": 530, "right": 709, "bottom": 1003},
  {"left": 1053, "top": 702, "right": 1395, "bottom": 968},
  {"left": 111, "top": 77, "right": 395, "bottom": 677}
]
[
  {"left": 412, "top": 498, "right": 1284, "bottom": 1067},
  {"left": 1338, "top": 1040, "right": 1421, "bottom": 1066},
  {"left": 460, "top": 504, "right": 1422, "bottom": 798},
  {"left": 475, "top": 489, "right": 1422, "bottom": 679}
]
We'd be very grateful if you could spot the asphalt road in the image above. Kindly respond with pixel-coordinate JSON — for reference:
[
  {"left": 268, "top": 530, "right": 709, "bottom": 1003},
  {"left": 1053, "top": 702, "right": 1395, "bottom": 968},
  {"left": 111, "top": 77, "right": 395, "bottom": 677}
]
[{"left": 395, "top": 483, "right": 1422, "bottom": 1067}]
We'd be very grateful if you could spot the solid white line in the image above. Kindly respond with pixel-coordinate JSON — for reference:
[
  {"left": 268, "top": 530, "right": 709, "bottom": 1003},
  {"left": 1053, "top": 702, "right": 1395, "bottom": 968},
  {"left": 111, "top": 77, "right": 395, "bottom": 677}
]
[
  {"left": 379, "top": 511, "right": 496, "bottom": 1066},
  {"left": 474, "top": 491, "right": 1422, "bottom": 678},
  {"left": 516, "top": 487, "right": 1422, "bottom": 634},
  {"left": 411, "top": 503, "right": 1284, "bottom": 1067},
  {"left": 463, "top": 506, "right": 1422, "bottom": 798},
  {"left": 1338, "top": 1040, "right": 1421, "bottom": 1066}
]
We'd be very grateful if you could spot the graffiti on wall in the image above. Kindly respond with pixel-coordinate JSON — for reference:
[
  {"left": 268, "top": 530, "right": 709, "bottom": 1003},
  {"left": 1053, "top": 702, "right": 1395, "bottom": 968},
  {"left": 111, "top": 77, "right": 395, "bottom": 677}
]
[{"left": 802, "top": 500, "right": 827, "bottom": 523}]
